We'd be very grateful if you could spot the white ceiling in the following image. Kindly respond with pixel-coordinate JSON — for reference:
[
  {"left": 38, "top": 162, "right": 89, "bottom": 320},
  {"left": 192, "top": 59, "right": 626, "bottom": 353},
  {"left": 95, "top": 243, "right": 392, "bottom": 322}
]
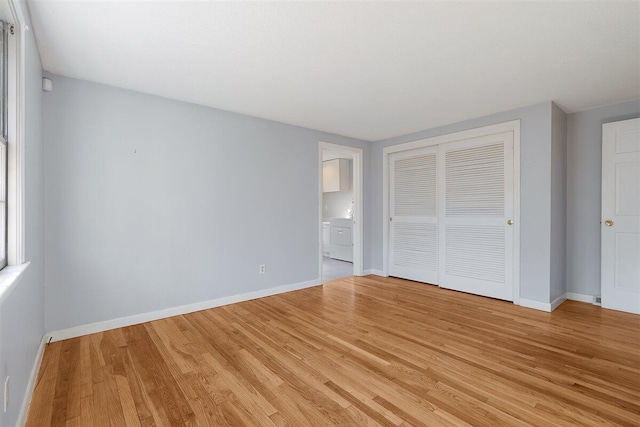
[{"left": 27, "top": 1, "right": 640, "bottom": 141}]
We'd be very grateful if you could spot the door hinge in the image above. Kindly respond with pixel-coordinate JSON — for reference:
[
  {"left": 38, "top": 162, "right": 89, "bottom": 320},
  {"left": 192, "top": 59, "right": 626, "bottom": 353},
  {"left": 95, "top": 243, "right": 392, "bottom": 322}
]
[{"left": 10, "top": 25, "right": 15, "bottom": 35}]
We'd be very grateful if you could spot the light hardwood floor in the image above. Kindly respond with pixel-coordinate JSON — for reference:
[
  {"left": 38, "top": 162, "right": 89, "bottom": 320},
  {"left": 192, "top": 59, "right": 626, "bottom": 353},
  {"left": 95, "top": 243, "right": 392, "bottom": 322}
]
[{"left": 27, "top": 275, "right": 640, "bottom": 426}]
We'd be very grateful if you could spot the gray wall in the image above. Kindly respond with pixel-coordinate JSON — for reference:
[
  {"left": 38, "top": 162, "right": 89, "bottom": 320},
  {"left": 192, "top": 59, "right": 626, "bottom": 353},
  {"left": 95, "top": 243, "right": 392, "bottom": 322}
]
[
  {"left": 550, "top": 103, "right": 567, "bottom": 301},
  {"left": 43, "top": 75, "right": 370, "bottom": 332},
  {"left": 566, "top": 100, "right": 640, "bottom": 297},
  {"left": 0, "top": 6, "right": 45, "bottom": 426},
  {"left": 371, "top": 102, "right": 555, "bottom": 303}
]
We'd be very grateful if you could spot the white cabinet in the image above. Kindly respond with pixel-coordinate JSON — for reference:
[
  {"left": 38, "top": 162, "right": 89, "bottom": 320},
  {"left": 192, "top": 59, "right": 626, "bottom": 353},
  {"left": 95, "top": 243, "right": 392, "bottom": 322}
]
[
  {"left": 323, "top": 159, "right": 351, "bottom": 193},
  {"left": 329, "top": 218, "right": 353, "bottom": 262},
  {"left": 322, "top": 222, "right": 330, "bottom": 256}
]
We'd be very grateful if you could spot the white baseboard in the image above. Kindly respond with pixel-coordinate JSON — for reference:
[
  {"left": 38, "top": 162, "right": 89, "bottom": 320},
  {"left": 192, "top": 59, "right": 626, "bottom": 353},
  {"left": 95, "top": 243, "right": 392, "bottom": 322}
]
[
  {"left": 566, "top": 292, "right": 594, "bottom": 303},
  {"left": 550, "top": 294, "right": 567, "bottom": 311},
  {"left": 17, "top": 334, "right": 47, "bottom": 426},
  {"left": 47, "top": 279, "right": 321, "bottom": 343},
  {"left": 362, "top": 269, "right": 386, "bottom": 277},
  {"left": 519, "top": 292, "right": 594, "bottom": 313},
  {"left": 518, "top": 298, "right": 553, "bottom": 312}
]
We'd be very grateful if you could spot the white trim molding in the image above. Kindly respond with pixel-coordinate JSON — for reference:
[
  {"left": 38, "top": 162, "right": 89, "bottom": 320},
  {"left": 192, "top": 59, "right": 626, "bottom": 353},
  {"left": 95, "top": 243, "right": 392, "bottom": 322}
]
[
  {"left": 550, "top": 294, "right": 567, "bottom": 311},
  {"left": 518, "top": 298, "right": 553, "bottom": 312},
  {"left": 47, "top": 279, "right": 321, "bottom": 342},
  {"left": 3, "top": 0, "right": 26, "bottom": 266},
  {"left": 363, "top": 269, "right": 386, "bottom": 277},
  {"left": 17, "top": 334, "right": 46, "bottom": 426},
  {"left": 566, "top": 292, "right": 594, "bottom": 304},
  {"left": 382, "top": 120, "right": 521, "bottom": 303},
  {"left": 519, "top": 292, "right": 600, "bottom": 312},
  {"left": 518, "top": 294, "right": 567, "bottom": 313},
  {"left": 0, "top": 261, "right": 29, "bottom": 305}
]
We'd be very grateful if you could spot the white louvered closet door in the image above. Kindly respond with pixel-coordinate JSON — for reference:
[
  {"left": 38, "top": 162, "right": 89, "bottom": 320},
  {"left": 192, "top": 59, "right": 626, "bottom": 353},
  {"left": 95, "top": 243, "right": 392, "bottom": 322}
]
[
  {"left": 389, "top": 147, "right": 438, "bottom": 284},
  {"left": 438, "top": 132, "right": 514, "bottom": 301}
]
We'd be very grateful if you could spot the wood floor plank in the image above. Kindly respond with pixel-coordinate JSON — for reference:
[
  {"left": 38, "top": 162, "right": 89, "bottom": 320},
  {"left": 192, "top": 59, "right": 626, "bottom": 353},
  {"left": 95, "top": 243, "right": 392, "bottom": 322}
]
[
  {"left": 26, "top": 341, "right": 61, "bottom": 426},
  {"left": 126, "top": 325, "right": 195, "bottom": 426},
  {"left": 27, "top": 276, "right": 640, "bottom": 426},
  {"left": 50, "top": 339, "right": 80, "bottom": 426}
]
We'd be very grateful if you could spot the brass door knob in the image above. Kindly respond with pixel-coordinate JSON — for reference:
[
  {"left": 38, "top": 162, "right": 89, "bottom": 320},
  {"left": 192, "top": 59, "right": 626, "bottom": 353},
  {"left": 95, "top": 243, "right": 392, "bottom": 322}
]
[
  {"left": 604, "top": 219, "right": 614, "bottom": 227},
  {"left": 507, "top": 220, "right": 514, "bottom": 225}
]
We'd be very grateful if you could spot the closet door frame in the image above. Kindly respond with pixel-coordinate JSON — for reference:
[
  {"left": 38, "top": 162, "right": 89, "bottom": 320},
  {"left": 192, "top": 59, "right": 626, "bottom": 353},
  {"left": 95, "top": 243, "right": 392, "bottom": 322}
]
[{"left": 382, "top": 120, "right": 521, "bottom": 305}]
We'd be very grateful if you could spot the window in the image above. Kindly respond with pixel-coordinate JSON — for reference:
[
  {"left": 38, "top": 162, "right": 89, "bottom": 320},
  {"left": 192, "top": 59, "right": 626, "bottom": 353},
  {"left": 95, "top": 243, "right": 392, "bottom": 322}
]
[
  {"left": 0, "top": 5, "right": 29, "bottom": 302},
  {"left": 0, "top": 20, "right": 7, "bottom": 269}
]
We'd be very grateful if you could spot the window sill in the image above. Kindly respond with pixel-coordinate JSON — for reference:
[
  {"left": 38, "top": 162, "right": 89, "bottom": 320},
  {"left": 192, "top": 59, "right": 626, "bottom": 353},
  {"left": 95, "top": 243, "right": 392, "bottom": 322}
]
[{"left": 0, "top": 262, "right": 31, "bottom": 306}]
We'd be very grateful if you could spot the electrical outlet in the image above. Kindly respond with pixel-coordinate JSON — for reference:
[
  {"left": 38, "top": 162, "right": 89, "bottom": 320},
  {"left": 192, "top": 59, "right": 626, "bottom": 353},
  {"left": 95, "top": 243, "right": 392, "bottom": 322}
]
[
  {"left": 259, "top": 264, "right": 266, "bottom": 274},
  {"left": 3, "top": 376, "right": 9, "bottom": 413}
]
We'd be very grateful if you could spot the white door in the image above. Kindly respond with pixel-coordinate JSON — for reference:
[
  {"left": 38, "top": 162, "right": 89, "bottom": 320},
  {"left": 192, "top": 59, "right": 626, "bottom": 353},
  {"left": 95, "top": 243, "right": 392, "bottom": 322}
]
[
  {"left": 438, "top": 132, "right": 514, "bottom": 301},
  {"left": 389, "top": 147, "right": 438, "bottom": 284},
  {"left": 601, "top": 118, "right": 640, "bottom": 314}
]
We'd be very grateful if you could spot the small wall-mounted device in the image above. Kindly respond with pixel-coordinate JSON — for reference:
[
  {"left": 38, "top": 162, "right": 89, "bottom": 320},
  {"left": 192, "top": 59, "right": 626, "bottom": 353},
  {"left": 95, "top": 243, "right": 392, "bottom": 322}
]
[{"left": 42, "top": 77, "right": 53, "bottom": 92}]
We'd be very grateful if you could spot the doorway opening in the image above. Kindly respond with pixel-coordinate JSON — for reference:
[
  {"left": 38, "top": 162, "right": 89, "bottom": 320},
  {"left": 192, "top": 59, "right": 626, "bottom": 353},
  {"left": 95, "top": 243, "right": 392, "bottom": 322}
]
[{"left": 319, "top": 142, "right": 363, "bottom": 283}]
